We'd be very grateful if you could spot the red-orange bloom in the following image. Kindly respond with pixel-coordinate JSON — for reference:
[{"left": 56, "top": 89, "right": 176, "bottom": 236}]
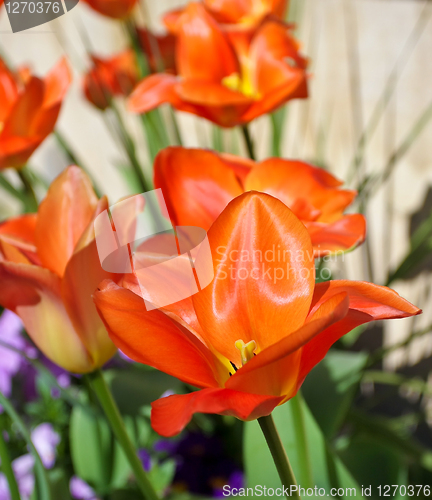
[
  {"left": 0, "top": 58, "right": 71, "bottom": 170},
  {"left": 164, "top": 0, "right": 288, "bottom": 32},
  {"left": 82, "top": 0, "right": 137, "bottom": 19},
  {"left": 137, "top": 28, "right": 177, "bottom": 74},
  {"left": 83, "top": 51, "right": 139, "bottom": 110},
  {"left": 154, "top": 147, "right": 366, "bottom": 256},
  {"left": 129, "top": 3, "right": 307, "bottom": 127},
  {"left": 0, "top": 166, "right": 117, "bottom": 373},
  {"left": 94, "top": 192, "right": 420, "bottom": 437}
]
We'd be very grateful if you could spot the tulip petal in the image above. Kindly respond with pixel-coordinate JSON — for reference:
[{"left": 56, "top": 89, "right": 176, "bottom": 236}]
[
  {"left": 306, "top": 214, "right": 366, "bottom": 257},
  {"left": 298, "top": 281, "right": 422, "bottom": 383},
  {"left": 154, "top": 147, "right": 243, "bottom": 230},
  {"left": 62, "top": 238, "right": 117, "bottom": 369},
  {"left": 176, "top": 3, "right": 239, "bottom": 81},
  {"left": 35, "top": 166, "right": 99, "bottom": 277},
  {"left": 0, "top": 262, "right": 93, "bottom": 373},
  {"left": 226, "top": 292, "right": 349, "bottom": 397},
  {"left": 177, "top": 80, "right": 253, "bottom": 107},
  {"left": 151, "top": 388, "right": 283, "bottom": 437},
  {"left": 93, "top": 280, "right": 225, "bottom": 388},
  {"left": 193, "top": 191, "right": 315, "bottom": 366},
  {"left": 0, "top": 60, "right": 19, "bottom": 122},
  {"left": 128, "top": 74, "right": 196, "bottom": 115}
]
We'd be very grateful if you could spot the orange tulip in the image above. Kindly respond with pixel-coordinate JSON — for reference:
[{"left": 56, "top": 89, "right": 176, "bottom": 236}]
[
  {"left": 0, "top": 166, "right": 117, "bottom": 373},
  {"left": 129, "top": 3, "right": 307, "bottom": 128},
  {"left": 83, "top": 51, "right": 139, "bottom": 110},
  {"left": 154, "top": 147, "right": 366, "bottom": 257},
  {"left": 164, "top": 0, "right": 288, "bottom": 31},
  {"left": 137, "top": 28, "right": 177, "bottom": 74},
  {"left": 0, "top": 58, "right": 71, "bottom": 170},
  {"left": 82, "top": 0, "right": 137, "bottom": 19},
  {"left": 94, "top": 192, "right": 420, "bottom": 437}
]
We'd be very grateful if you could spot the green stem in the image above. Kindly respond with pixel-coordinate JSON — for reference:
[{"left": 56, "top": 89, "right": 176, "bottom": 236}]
[
  {"left": 17, "top": 169, "right": 38, "bottom": 213},
  {"left": 0, "top": 392, "right": 51, "bottom": 500},
  {"left": 111, "top": 102, "right": 152, "bottom": 193},
  {"left": 258, "top": 414, "right": 300, "bottom": 499},
  {"left": 290, "top": 394, "right": 313, "bottom": 488},
  {"left": 86, "top": 370, "right": 159, "bottom": 500},
  {"left": 241, "top": 125, "right": 256, "bottom": 160},
  {"left": 0, "top": 422, "right": 21, "bottom": 500}
]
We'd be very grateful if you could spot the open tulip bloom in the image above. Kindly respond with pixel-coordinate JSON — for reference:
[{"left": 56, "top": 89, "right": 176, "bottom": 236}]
[
  {"left": 154, "top": 147, "right": 366, "bottom": 257},
  {"left": 0, "top": 166, "right": 117, "bottom": 373},
  {"left": 0, "top": 58, "right": 71, "bottom": 170},
  {"left": 129, "top": 2, "right": 307, "bottom": 127},
  {"left": 94, "top": 191, "right": 420, "bottom": 438}
]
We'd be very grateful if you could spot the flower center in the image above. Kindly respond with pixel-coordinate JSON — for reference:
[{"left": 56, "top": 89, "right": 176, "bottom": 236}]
[
  {"left": 222, "top": 67, "right": 260, "bottom": 99},
  {"left": 235, "top": 339, "right": 257, "bottom": 366}
]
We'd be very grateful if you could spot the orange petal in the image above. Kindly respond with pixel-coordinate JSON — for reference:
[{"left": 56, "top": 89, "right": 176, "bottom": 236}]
[
  {"left": 306, "top": 214, "right": 366, "bottom": 257},
  {"left": 245, "top": 158, "right": 356, "bottom": 218},
  {"left": 151, "top": 388, "right": 283, "bottom": 437},
  {"left": 176, "top": 80, "right": 253, "bottom": 107},
  {"left": 0, "top": 214, "right": 37, "bottom": 244},
  {"left": 35, "top": 166, "right": 98, "bottom": 277},
  {"left": 83, "top": 0, "right": 137, "bottom": 19},
  {"left": 0, "top": 59, "right": 19, "bottom": 122},
  {"left": 128, "top": 74, "right": 194, "bottom": 115},
  {"left": 176, "top": 3, "right": 239, "bottom": 81},
  {"left": 192, "top": 191, "right": 315, "bottom": 366},
  {"left": 93, "top": 280, "right": 224, "bottom": 389},
  {"left": 0, "top": 261, "right": 93, "bottom": 373},
  {"left": 1, "top": 77, "right": 44, "bottom": 138},
  {"left": 154, "top": 147, "right": 243, "bottom": 231},
  {"left": 226, "top": 292, "right": 349, "bottom": 398},
  {"left": 298, "top": 281, "right": 422, "bottom": 383}
]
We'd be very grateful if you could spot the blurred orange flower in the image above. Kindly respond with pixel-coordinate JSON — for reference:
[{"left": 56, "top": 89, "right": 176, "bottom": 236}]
[
  {"left": 164, "top": 0, "right": 288, "bottom": 32},
  {"left": 83, "top": 50, "right": 139, "bottom": 110},
  {"left": 0, "top": 58, "right": 71, "bottom": 170},
  {"left": 83, "top": 0, "right": 137, "bottom": 19},
  {"left": 154, "top": 147, "right": 366, "bottom": 256},
  {"left": 137, "top": 28, "right": 177, "bottom": 74},
  {"left": 129, "top": 3, "right": 307, "bottom": 127},
  {"left": 94, "top": 192, "right": 420, "bottom": 437},
  {"left": 0, "top": 166, "right": 117, "bottom": 373}
]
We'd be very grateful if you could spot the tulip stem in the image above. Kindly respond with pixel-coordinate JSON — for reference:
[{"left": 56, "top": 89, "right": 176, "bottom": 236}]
[
  {"left": 258, "top": 414, "right": 300, "bottom": 499},
  {"left": 0, "top": 420, "right": 21, "bottom": 500},
  {"left": 241, "top": 125, "right": 256, "bottom": 161},
  {"left": 87, "top": 370, "right": 160, "bottom": 500},
  {"left": 18, "top": 169, "right": 38, "bottom": 213}
]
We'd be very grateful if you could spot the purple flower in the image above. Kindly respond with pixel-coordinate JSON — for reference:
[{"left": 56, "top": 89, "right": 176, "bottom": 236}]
[
  {"left": 213, "top": 471, "right": 244, "bottom": 497},
  {"left": 138, "top": 449, "right": 152, "bottom": 472},
  {"left": 0, "top": 454, "right": 35, "bottom": 500},
  {"left": 31, "top": 423, "right": 60, "bottom": 469},
  {"left": 70, "top": 476, "right": 99, "bottom": 500},
  {"left": 0, "top": 311, "right": 25, "bottom": 401}
]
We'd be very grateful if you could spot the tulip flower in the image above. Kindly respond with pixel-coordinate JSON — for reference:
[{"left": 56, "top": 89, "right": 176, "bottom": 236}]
[
  {"left": 137, "top": 28, "right": 177, "bottom": 74},
  {"left": 94, "top": 192, "right": 420, "bottom": 437},
  {"left": 0, "top": 58, "right": 71, "bottom": 170},
  {"left": 164, "top": 0, "right": 288, "bottom": 32},
  {"left": 0, "top": 166, "right": 117, "bottom": 373},
  {"left": 82, "top": 0, "right": 137, "bottom": 19},
  {"left": 129, "top": 3, "right": 307, "bottom": 128},
  {"left": 154, "top": 147, "right": 366, "bottom": 256},
  {"left": 83, "top": 51, "right": 139, "bottom": 110}
]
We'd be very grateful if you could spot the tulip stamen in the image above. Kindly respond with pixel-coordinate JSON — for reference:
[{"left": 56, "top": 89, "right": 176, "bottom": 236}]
[{"left": 235, "top": 339, "right": 257, "bottom": 367}]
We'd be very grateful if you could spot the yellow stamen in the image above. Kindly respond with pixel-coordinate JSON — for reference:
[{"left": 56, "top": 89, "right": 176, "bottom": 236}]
[{"left": 235, "top": 339, "right": 257, "bottom": 366}]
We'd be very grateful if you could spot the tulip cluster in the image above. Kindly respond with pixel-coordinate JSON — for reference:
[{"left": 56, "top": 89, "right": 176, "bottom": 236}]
[{"left": 0, "top": 0, "right": 425, "bottom": 498}]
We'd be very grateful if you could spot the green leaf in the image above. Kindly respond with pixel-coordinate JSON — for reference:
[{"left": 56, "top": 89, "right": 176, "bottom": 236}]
[
  {"left": 148, "top": 459, "right": 176, "bottom": 494},
  {"left": 69, "top": 404, "right": 112, "bottom": 489},
  {"left": 302, "top": 350, "right": 368, "bottom": 438},
  {"left": 270, "top": 107, "right": 286, "bottom": 157}
]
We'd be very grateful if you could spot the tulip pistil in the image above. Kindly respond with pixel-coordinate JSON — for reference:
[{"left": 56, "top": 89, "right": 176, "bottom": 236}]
[{"left": 235, "top": 339, "right": 257, "bottom": 366}]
